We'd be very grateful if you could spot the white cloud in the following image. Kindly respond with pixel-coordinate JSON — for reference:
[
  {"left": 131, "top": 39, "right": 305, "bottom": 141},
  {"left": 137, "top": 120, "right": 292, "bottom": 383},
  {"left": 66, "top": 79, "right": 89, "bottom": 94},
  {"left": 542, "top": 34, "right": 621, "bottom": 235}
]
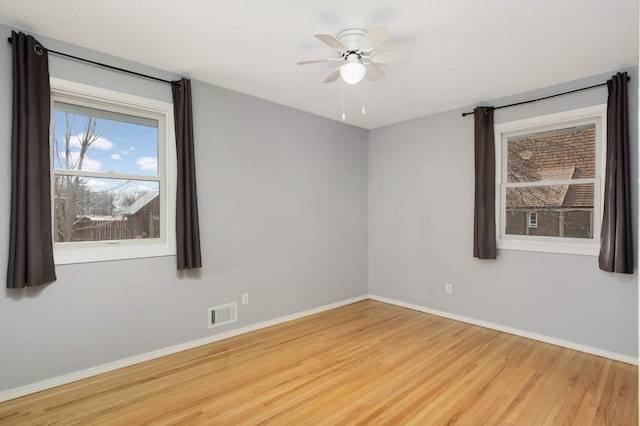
[
  {"left": 69, "top": 152, "right": 102, "bottom": 171},
  {"left": 69, "top": 134, "right": 114, "bottom": 151},
  {"left": 136, "top": 157, "right": 157, "bottom": 171},
  {"left": 110, "top": 154, "right": 123, "bottom": 160},
  {"left": 119, "top": 150, "right": 128, "bottom": 156},
  {"left": 86, "top": 179, "right": 108, "bottom": 189},
  {"left": 130, "top": 147, "right": 136, "bottom": 151}
]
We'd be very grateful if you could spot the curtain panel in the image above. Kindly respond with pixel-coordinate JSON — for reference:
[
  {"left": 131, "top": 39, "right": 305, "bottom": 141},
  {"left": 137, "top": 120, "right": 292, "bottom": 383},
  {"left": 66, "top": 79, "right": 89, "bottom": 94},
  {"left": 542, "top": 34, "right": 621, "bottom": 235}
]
[
  {"left": 599, "top": 72, "right": 633, "bottom": 273},
  {"left": 473, "top": 106, "right": 497, "bottom": 259},
  {"left": 172, "top": 78, "right": 203, "bottom": 270},
  {"left": 7, "top": 31, "right": 57, "bottom": 288}
]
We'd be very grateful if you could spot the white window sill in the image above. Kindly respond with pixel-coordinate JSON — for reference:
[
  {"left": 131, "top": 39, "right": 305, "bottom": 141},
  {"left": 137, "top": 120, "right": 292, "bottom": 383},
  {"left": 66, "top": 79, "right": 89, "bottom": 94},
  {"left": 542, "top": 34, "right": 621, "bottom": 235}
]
[
  {"left": 54, "top": 242, "right": 176, "bottom": 265},
  {"left": 497, "top": 238, "right": 599, "bottom": 256}
]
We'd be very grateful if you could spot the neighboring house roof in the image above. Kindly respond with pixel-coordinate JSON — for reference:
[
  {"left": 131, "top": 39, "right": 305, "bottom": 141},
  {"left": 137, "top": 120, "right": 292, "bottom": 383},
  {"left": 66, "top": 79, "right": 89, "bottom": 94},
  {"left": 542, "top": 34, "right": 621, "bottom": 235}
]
[
  {"left": 536, "top": 167, "right": 575, "bottom": 182},
  {"left": 121, "top": 190, "right": 159, "bottom": 215},
  {"left": 506, "top": 126, "right": 594, "bottom": 210}
]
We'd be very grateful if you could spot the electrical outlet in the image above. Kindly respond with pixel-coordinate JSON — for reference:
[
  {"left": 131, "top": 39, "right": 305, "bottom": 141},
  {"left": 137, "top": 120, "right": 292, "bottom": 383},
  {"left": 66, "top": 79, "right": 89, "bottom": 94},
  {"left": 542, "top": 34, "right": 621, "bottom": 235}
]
[
  {"left": 445, "top": 283, "right": 453, "bottom": 295},
  {"left": 242, "top": 293, "right": 249, "bottom": 305}
]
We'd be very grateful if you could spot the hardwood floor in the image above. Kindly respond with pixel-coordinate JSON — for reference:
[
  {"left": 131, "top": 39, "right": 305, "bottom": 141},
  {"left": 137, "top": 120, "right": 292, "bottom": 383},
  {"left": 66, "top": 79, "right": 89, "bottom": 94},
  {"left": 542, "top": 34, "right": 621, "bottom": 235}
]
[{"left": 0, "top": 300, "right": 637, "bottom": 425}]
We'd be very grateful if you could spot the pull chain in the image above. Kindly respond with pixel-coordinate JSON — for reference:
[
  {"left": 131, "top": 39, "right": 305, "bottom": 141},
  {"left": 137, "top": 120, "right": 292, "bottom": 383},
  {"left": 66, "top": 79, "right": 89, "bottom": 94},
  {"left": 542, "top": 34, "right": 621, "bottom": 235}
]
[
  {"left": 341, "top": 81, "right": 346, "bottom": 121},
  {"left": 361, "top": 82, "right": 366, "bottom": 115}
]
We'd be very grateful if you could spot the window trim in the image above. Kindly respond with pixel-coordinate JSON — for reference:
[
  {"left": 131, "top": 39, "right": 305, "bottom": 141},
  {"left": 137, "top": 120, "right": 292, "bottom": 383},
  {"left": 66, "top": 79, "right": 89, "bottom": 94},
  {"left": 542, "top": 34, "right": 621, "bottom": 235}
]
[
  {"left": 50, "top": 78, "right": 176, "bottom": 265},
  {"left": 494, "top": 104, "right": 606, "bottom": 256}
]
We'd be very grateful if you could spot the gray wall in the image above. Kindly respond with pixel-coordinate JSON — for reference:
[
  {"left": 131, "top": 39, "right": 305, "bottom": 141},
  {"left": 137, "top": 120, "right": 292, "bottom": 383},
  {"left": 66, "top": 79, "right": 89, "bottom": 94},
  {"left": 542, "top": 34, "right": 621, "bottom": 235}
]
[
  {"left": 369, "top": 69, "right": 638, "bottom": 357},
  {"left": 0, "top": 25, "right": 369, "bottom": 391}
]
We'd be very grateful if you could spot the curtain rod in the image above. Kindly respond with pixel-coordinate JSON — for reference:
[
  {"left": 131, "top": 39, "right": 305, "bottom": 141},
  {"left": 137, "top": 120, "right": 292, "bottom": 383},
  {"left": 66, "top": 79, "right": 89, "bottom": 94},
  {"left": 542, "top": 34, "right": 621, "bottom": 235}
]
[
  {"left": 461, "top": 76, "right": 630, "bottom": 117},
  {"left": 7, "top": 36, "right": 178, "bottom": 86}
]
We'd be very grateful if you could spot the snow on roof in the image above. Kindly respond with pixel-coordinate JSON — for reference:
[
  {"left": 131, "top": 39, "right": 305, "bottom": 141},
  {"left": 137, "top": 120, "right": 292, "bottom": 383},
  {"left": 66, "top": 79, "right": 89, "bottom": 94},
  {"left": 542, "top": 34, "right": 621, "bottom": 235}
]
[{"left": 120, "top": 190, "right": 159, "bottom": 215}]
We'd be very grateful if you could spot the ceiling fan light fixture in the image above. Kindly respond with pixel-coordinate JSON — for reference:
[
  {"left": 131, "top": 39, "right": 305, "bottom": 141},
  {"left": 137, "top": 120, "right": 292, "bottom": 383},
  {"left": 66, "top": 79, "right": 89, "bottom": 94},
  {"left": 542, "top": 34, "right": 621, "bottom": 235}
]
[
  {"left": 299, "top": 25, "right": 411, "bottom": 87},
  {"left": 340, "top": 55, "right": 366, "bottom": 84}
]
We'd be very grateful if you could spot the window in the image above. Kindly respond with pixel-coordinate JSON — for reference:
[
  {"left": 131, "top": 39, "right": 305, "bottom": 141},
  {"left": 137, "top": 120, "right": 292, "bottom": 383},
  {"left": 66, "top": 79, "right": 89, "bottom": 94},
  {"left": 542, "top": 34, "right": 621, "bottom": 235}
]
[
  {"left": 50, "top": 78, "right": 176, "bottom": 264},
  {"left": 494, "top": 105, "right": 605, "bottom": 255}
]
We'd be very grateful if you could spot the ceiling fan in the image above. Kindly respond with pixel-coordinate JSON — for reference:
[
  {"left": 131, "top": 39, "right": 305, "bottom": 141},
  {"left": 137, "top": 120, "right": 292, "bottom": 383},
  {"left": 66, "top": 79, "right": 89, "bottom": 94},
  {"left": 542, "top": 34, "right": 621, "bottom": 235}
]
[{"left": 297, "top": 24, "right": 411, "bottom": 85}]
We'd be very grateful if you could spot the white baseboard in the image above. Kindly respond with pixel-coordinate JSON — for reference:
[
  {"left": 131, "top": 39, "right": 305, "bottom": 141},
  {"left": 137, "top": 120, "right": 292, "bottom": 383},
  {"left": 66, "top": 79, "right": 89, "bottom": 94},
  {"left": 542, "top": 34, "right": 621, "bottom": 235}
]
[
  {"left": 369, "top": 294, "right": 638, "bottom": 366},
  {"left": 3, "top": 293, "right": 634, "bottom": 403},
  {"left": 0, "top": 294, "right": 369, "bottom": 403}
]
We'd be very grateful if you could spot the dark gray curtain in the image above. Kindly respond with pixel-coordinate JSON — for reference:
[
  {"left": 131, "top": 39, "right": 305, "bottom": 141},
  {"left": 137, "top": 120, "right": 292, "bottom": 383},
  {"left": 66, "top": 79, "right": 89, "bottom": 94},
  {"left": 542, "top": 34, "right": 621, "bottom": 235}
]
[
  {"left": 599, "top": 72, "right": 633, "bottom": 273},
  {"left": 473, "top": 107, "right": 497, "bottom": 259},
  {"left": 172, "top": 78, "right": 202, "bottom": 270},
  {"left": 7, "top": 31, "right": 56, "bottom": 288}
]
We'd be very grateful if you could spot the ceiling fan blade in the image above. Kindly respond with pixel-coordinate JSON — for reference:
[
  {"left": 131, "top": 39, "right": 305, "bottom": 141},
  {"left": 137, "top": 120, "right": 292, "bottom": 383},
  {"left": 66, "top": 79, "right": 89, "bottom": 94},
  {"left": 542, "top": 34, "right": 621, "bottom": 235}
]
[
  {"left": 314, "top": 33, "right": 347, "bottom": 53},
  {"left": 323, "top": 68, "right": 341, "bottom": 83},
  {"left": 297, "top": 58, "right": 332, "bottom": 65},
  {"left": 370, "top": 49, "right": 412, "bottom": 64},
  {"left": 365, "top": 64, "right": 385, "bottom": 82},
  {"left": 360, "top": 24, "right": 392, "bottom": 51}
]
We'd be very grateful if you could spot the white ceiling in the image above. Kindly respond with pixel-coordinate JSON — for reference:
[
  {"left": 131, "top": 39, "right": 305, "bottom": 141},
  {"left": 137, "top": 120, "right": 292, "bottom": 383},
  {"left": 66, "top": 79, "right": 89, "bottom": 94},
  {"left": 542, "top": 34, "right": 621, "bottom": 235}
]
[{"left": 0, "top": 0, "right": 637, "bottom": 129}]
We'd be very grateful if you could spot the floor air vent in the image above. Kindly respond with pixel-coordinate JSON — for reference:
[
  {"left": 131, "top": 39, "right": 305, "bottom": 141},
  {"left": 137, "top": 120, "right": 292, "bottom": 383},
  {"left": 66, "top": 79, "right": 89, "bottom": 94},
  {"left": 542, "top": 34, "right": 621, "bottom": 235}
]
[{"left": 208, "top": 302, "right": 237, "bottom": 328}]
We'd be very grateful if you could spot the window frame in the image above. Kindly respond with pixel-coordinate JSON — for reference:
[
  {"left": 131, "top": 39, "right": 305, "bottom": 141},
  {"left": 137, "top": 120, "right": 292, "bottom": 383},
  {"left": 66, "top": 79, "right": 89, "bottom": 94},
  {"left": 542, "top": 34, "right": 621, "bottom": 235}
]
[
  {"left": 50, "top": 78, "right": 176, "bottom": 265},
  {"left": 494, "top": 104, "right": 606, "bottom": 256},
  {"left": 527, "top": 212, "right": 538, "bottom": 229}
]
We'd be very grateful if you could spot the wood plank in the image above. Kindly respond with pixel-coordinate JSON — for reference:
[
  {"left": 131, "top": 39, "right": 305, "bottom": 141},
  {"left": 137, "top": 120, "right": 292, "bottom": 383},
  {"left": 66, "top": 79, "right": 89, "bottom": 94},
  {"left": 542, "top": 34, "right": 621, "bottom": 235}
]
[{"left": 0, "top": 300, "right": 636, "bottom": 425}]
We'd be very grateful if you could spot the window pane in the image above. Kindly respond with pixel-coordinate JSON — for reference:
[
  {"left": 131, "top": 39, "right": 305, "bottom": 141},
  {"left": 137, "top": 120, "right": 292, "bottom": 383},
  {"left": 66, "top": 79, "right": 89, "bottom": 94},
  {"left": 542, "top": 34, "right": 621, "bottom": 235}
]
[
  {"left": 505, "top": 184, "right": 594, "bottom": 238},
  {"left": 507, "top": 124, "right": 595, "bottom": 183},
  {"left": 52, "top": 102, "right": 159, "bottom": 176},
  {"left": 54, "top": 176, "right": 160, "bottom": 242}
]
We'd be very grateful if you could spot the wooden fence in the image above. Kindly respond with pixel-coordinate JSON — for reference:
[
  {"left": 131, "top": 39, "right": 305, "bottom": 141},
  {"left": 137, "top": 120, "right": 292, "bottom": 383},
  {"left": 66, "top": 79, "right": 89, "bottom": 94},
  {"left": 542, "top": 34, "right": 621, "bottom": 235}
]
[{"left": 73, "top": 218, "right": 130, "bottom": 241}]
